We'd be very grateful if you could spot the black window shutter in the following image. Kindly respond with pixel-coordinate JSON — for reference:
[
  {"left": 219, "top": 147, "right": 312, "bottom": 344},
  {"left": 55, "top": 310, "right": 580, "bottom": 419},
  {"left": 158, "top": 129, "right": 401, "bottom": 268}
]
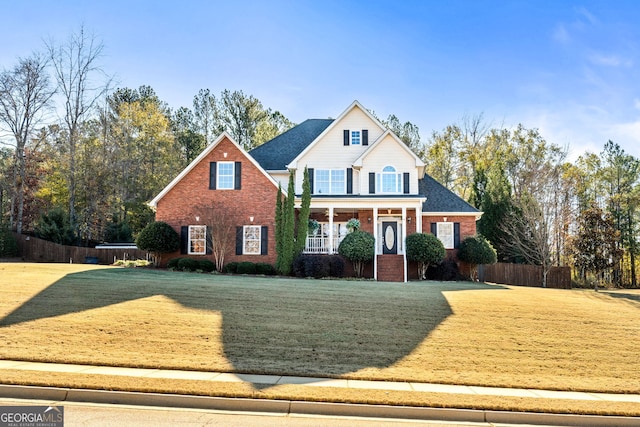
[
  {"left": 261, "top": 226, "right": 268, "bottom": 255},
  {"left": 234, "top": 162, "right": 241, "bottom": 190},
  {"left": 343, "top": 129, "right": 350, "bottom": 146},
  {"left": 430, "top": 223, "right": 437, "bottom": 236},
  {"left": 346, "top": 168, "right": 353, "bottom": 194},
  {"left": 369, "top": 172, "right": 376, "bottom": 194},
  {"left": 308, "top": 168, "right": 314, "bottom": 194},
  {"left": 362, "top": 129, "right": 368, "bottom": 146},
  {"left": 403, "top": 172, "right": 410, "bottom": 194},
  {"left": 180, "top": 226, "right": 188, "bottom": 254},
  {"left": 206, "top": 226, "right": 213, "bottom": 255},
  {"left": 454, "top": 223, "right": 461, "bottom": 248},
  {"left": 236, "top": 226, "right": 243, "bottom": 255},
  {"left": 209, "top": 162, "right": 217, "bottom": 190}
]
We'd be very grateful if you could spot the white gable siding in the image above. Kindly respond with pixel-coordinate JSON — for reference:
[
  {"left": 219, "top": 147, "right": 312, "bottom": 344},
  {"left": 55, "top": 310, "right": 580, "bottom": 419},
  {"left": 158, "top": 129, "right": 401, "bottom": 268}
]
[
  {"left": 294, "top": 107, "right": 385, "bottom": 192},
  {"left": 359, "top": 134, "right": 419, "bottom": 195}
]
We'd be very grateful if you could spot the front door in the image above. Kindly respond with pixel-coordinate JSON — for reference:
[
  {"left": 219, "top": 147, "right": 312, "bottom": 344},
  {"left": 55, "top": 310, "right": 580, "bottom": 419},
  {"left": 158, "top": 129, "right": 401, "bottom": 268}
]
[{"left": 382, "top": 221, "right": 398, "bottom": 254}]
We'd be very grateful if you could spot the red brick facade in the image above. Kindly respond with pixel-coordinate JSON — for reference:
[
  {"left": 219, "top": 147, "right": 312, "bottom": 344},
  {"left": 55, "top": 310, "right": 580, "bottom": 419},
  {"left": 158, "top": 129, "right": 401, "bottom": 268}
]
[{"left": 154, "top": 136, "right": 279, "bottom": 267}]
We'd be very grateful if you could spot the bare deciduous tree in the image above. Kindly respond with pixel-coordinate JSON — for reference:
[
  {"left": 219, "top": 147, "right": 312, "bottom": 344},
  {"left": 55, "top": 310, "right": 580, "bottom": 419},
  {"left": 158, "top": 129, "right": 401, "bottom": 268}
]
[
  {"left": 200, "top": 202, "right": 235, "bottom": 272},
  {"left": 47, "top": 25, "right": 108, "bottom": 235},
  {"left": 0, "top": 53, "right": 54, "bottom": 233}
]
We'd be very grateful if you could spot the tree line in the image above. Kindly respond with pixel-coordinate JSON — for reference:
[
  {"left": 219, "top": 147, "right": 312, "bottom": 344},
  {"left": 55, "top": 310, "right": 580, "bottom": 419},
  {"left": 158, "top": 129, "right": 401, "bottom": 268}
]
[{"left": 1, "top": 27, "right": 638, "bottom": 288}]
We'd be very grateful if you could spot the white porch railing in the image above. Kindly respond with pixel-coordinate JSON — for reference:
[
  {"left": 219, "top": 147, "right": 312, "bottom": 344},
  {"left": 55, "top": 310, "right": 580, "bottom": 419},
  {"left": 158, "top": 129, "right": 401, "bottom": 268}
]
[{"left": 304, "top": 236, "right": 343, "bottom": 254}]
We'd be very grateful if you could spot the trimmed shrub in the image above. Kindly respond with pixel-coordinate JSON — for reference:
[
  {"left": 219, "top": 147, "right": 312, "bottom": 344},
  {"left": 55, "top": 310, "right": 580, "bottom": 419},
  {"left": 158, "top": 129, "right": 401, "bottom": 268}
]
[
  {"left": 293, "top": 255, "right": 306, "bottom": 277},
  {"left": 426, "top": 258, "right": 462, "bottom": 281},
  {"left": 167, "top": 258, "right": 181, "bottom": 270},
  {"left": 177, "top": 257, "right": 199, "bottom": 272},
  {"left": 406, "top": 233, "right": 446, "bottom": 280},
  {"left": 457, "top": 235, "right": 497, "bottom": 281},
  {"left": 255, "top": 262, "right": 276, "bottom": 275},
  {"left": 338, "top": 230, "right": 375, "bottom": 278},
  {"left": 136, "top": 221, "right": 180, "bottom": 267},
  {"left": 293, "top": 254, "right": 340, "bottom": 278},
  {"left": 328, "top": 255, "right": 345, "bottom": 278},
  {"left": 198, "top": 259, "right": 216, "bottom": 273},
  {"left": 237, "top": 261, "right": 257, "bottom": 275},
  {"left": 223, "top": 262, "right": 239, "bottom": 274}
]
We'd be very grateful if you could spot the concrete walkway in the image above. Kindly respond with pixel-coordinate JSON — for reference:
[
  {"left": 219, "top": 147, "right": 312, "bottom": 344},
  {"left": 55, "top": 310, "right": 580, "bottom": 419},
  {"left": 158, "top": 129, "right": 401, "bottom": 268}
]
[{"left": 1, "top": 359, "right": 640, "bottom": 426}]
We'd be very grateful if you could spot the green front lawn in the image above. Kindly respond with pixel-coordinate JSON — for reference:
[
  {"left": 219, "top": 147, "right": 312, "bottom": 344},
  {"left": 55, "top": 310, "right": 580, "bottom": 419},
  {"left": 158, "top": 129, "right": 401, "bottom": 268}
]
[{"left": 1, "top": 263, "right": 639, "bottom": 415}]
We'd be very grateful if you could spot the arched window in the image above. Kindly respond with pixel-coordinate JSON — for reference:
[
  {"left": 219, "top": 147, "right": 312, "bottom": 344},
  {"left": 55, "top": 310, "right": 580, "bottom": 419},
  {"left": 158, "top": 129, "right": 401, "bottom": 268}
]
[{"left": 376, "top": 165, "right": 402, "bottom": 193}]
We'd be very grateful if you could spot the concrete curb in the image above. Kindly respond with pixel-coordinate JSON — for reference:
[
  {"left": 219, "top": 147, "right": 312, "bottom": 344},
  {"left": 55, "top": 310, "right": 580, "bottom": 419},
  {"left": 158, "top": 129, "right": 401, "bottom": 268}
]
[{"left": 1, "top": 384, "right": 639, "bottom": 426}]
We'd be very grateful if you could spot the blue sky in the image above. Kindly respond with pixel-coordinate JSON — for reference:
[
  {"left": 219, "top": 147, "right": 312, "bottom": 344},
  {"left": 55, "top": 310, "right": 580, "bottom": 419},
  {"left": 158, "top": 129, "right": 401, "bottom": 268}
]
[{"left": 2, "top": 0, "right": 640, "bottom": 160}]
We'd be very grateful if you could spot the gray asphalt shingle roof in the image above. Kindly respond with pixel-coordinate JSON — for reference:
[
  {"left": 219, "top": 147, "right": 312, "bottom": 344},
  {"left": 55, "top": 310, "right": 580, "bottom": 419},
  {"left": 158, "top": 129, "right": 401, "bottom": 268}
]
[
  {"left": 419, "top": 173, "right": 480, "bottom": 213},
  {"left": 249, "top": 119, "right": 334, "bottom": 170}
]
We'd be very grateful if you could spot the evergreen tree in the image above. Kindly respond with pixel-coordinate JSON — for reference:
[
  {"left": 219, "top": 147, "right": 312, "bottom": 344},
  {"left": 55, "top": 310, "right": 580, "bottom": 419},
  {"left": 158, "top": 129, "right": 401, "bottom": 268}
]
[
  {"left": 281, "top": 170, "right": 296, "bottom": 275},
  {"left": 477, "top": 163, "right": 514, "bottom": 261},
  {"left": 570, "top": 204, "right": 623, "bottom": 290},
  {"left": 295, "top": 167, "right": 311, "bottom": 256},
  {"left": 274, "top": 183, "right": 284, "bottom": 274}
]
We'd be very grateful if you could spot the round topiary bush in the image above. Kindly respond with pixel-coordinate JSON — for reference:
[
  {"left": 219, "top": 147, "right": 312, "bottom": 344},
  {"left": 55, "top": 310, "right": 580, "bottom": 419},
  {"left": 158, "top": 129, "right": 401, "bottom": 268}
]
[
  {"left": 457, "top": 235, "right": 497, "bottom": 281},
  {"left": 338, "top": 230, "right": 375, "bottom": 278},
  {"left": 136, "top": 221, "right": 180, "bottom": 267},
  {"left": 406, "top": 232, "right": 446, "bottom": 280}
]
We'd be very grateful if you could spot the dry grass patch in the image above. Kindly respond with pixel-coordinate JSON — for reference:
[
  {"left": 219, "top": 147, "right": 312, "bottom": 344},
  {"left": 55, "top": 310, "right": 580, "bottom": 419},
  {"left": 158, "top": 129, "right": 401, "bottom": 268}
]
[
  {"left": 1, "top": 263, "right": 639, "bottom": 398},
  {"left": 1, "top": 371, "right": 639, "bottom": 417}
]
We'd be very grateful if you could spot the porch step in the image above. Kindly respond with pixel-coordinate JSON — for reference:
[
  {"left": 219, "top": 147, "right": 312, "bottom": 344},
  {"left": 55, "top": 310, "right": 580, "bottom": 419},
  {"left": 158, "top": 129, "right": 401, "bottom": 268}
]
[{"left": 377, "top": 255, "right": 405, "bottom": 282}]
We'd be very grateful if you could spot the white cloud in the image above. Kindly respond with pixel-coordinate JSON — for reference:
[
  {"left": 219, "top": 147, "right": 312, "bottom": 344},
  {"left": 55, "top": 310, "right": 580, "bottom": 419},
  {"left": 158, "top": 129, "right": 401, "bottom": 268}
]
[{"left": 587, "top": 52, "right": 633, "bottom": 67}]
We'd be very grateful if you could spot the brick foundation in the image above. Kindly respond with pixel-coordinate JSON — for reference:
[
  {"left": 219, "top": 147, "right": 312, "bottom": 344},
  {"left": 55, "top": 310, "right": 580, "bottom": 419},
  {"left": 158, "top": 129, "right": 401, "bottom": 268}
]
[{"left": 376, "top": 255, "right": 405, "bottom": 282}]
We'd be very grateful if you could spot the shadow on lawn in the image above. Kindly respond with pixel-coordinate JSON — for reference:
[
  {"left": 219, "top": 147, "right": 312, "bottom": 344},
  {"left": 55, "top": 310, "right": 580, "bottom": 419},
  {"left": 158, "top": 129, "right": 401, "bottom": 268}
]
[{"left": 0, "top": 268, "right": 506, "bottom": 389}]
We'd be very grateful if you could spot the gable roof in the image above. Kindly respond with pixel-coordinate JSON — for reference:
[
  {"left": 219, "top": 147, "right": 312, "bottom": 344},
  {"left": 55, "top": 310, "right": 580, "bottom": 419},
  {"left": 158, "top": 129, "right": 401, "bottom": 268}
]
[
  {"left": 286, "top": 100, "right": 386, "bottom": 170},
  {"left": 353, "top": 129, "right": 425, "bottom": 174},
  {"left": 249, "top": 119, "right": 333, "bottom": 171},
  {"left": 149, "top": 131, "right": 279, "bottom": 208},
  {"left": 419, "top": 173, "right": 480, "bottom": 214}
]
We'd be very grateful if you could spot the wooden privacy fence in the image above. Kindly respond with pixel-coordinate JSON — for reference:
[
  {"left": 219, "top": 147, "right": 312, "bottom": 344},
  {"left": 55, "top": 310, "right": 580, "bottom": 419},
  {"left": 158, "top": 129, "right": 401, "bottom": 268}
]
[
  {"left": 13, "top": 233, "right": 149, "bottom": 265},
  {"left": 478, "top": 263, "right": 571, "bottom": 289}
]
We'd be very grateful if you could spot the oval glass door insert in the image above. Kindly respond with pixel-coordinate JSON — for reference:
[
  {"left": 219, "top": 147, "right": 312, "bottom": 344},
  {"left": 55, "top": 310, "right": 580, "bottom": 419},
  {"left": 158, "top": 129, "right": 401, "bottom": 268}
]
[{"left": 384, "top": 224, "right": 395, "bottom": 251}]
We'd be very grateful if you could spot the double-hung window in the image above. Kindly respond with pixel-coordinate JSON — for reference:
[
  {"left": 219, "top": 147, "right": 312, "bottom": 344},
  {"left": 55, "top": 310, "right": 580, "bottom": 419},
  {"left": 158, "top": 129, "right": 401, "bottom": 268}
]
[
  {"left": 315, "top": 169, "right": 345, "bottom": 194},
  {"left": 376, "top": 166, "right": 402, "bottom": 193},
  {"left": 189, "top": 225, "right": 207, "bottom": 255},
  {"left": 243, "top": 225, "right": 261, "bottom": 255},
  {"left": 217, "top": 162, "right": 235, "bottom": 189},
  {"left": 436, "top": 222, "right": 454, "bottom": 249},
  {"left": 351, "top": 130, "right": 361, "bottom": 145}
]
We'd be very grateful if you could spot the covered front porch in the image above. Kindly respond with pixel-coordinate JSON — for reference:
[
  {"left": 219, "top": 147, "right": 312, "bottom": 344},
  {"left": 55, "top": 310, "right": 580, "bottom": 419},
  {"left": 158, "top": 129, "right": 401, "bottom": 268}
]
[{"left": 299, "top": 197, "right": 425, "bottom": 282}]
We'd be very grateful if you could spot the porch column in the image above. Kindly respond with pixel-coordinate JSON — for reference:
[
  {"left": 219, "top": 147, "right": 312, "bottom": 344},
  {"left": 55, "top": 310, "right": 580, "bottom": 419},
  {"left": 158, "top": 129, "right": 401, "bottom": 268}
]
[
  {"left": 328, "top": 207, "right": 334, "bottom": 254},
  {"left": 402, "top": 206, "right": 407, "bottom": 283},
  {"left": 416, "top": 206, "right": 422, "bottom": 234},
  {"left": 373, "top": 207, "right": 378, "bottom": 280}
]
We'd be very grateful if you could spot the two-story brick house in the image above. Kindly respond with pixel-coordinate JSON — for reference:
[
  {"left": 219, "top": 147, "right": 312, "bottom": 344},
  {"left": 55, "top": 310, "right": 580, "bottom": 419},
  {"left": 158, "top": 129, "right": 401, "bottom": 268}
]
[{"left": 150, "top": 101, "right": 480, "bottom": 282}]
